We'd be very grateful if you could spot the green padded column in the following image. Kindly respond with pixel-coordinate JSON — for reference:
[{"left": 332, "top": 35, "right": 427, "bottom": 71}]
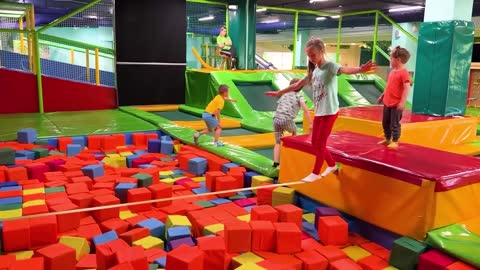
[
  {"left": 229, "top": 0, "right": 256, "bottom": 70},
  {"left": 412, "top": 21, "right": 474, "bottom": 116}
]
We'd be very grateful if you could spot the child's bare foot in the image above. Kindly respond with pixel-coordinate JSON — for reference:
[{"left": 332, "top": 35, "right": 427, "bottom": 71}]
[
  {"left": 302, "top": 173, "right": 321, "bottom": 182},
  {"left": 193, "top": 133, "right": 199, "bottom": 145},
  {"left": 321, "top": 166, "right": 338, "bottom": 177},
  {"left": 378, "top": 139, "right": 391, "bottom": 145},
  {"left": 387, "top": 142, "right": 399, "bottom": 148}
]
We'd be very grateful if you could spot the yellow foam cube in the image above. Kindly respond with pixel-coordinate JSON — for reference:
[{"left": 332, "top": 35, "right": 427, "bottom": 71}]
[
  {"left": 203, "top": 224, "right": 224, "bottom": 236},
  {"left": 119, "top": 151, "right": 134, "bottom": 157},
  {"left": 251, "top": 175, "right": 273, "bottom": 194},
  {"left": 192, "top": 176, "right": 206, "bottom": 182},
  {"left": 9, "top": 250, "right": 33, "bottom": 260},
  {"left": 383, "top": 267, "right": 399, "bottom": 270},
  {"left": 159, "top": 171, "right": 174, "bottom": 176},
  {"left": 342, "top": 246, "right": 371, "bottom": 262},
  {"left": 59, "top": 236, "right": 90, "bottom": 260},
  {"left": 133, "top": 236, "right": 164, "bottom": 249},
  {"left": 120, "top": 210, "right": 137, "bottom": 220},
  {"left": 303, "top": 213, "right": 315, "bottom": 224},
  {"left": 232, "top": 252, "right": 264, "bottom": 268},
  {"left": 235, "top": 263, "right": 265, "bottom": 270},
  {"left": 237, "top": 214, "right": 251, "bottom": 222},
  {"left": 22, "top": 187, "right": 45, "bottom": 195},
  {"left": 0, "top": 209, "right": 22, "bottom": 219},
  {"left": 107, "top": 153, "right": 121, "bottom": 158},
  {"left": 173, "top": 144, "right": 182, "bottom": 154},
  {"left": 166, "top": 215, "right": 192, "bottom": 230},
  {"left": 160, "top": 178, "right": 176, "bottom": 185},
  {"left": 110, "top": 156, "right": 127, "bottom": 168},
  {"left": 271, "top": 187, "right": 295, "bottom": 206},
  {"left": 22, "top": 199, "right": 46, "bottom": 208}
]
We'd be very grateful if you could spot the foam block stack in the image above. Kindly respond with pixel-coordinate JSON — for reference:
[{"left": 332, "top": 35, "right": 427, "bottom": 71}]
[{"left": 0, "top": 128, "right": 473, "bottom": 270}]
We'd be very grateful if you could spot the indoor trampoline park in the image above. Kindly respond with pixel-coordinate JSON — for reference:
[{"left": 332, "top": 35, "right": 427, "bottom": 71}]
[{"left": 1, "top": 0, "right": 480, "bottom": 269}]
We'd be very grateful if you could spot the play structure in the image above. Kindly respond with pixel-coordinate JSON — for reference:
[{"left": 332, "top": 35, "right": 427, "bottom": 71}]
[{"left": 1, "top": 0, "right": 480, "bottom": 269}]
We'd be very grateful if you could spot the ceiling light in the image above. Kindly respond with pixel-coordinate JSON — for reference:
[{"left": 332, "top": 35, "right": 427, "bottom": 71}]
[
  {"left": 198, "top": 15, "right": 214, "bottom": 21},
  {"left": 228, "top": 5, "right": 237, "bottom": 10},
  {"left": 316, "top": 17, "right": 326, "bottom": 21},
  {"left": 0, "top": 9, "right": 25, "bottom": 15},
  {"left": 84, "top": 15, "right": 98, "bottom": 19},
  {"left": 309, "top": 0, "right": 328, "bottom": 3},
  {"left": 330, "top": 15, "right": 340, "bottom": 19},
  {"left": 256, "top": 8, "right": 267, "bottom": 13},
  {"left": 261, "top": 19, "right": 280, "bottom": 24},
  {"left": 388, "top": 6, "right": 424, "bottom": 12}
]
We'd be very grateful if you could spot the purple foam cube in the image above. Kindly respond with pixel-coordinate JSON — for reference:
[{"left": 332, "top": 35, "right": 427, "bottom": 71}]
[
  {"left": 314, "top": 207, "right": 341, "bottom": 229},
  {"left": 169, "top": 236, "right": 195, "bottom": 250},
  {"left": 45, "top": 159, "right": 66, "bottom": 171},
  {"left": 234, "top": 198, "right": 256, "bottom": 207}
]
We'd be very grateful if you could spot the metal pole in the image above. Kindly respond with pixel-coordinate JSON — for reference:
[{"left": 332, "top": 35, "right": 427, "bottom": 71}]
[
  {"left": 372, "top": 11, "right": 379, "bottom": 62},
  {"left": 95, "top": 48, "right": 100, "bottom": 85},
  {"left": 86, "top": 49, "right": 90, "bottom": 82},
  {"left": 336, "top": 16, "right": 342, "bottom": 63},
  {"left": 34, "top": 32, "right": 44, "bottom": 113},
  {"left": 292, "top": 11, "right": 298, "bottom": 70}
]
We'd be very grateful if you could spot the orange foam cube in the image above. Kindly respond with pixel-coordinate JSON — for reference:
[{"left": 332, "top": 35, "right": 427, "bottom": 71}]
[{"left": 318, "top": 216, "right": 348, "bottom": 246}]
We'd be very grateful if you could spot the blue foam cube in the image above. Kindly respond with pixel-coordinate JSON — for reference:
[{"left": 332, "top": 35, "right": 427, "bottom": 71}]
[
  {"left": 192, "top": 187, "right": 209, "bottom": 194},
  {"left": 134, "top": 149, "right": 148, "bottom": 155},
  {"left": 137, "top": 218, "right": 165, "bottom": 240},
  {"left": 92, "top": 230, "right": 118, "bottom": 246},
  {"left": 160, "top": 140, "right": 173, "bottom": 154},
  {"left": 0, "top": 186, "right": 22, "bottom": 191},
  {"left": 148, "top": 139, "right": 162, "bottom": 153},
  {"left": 47, "top": 138, "right": 58, "bottom": 148},
  {"left": 16, "top": 150, "right": 35, "bottom": 160},
  {"left": 115, "top": 183, "right": 137, "bottom": 203},
  {"left": 0, "top": 182, "right": 18, "bottom": 188},
  {"left": 243, "top": 205, "right": 255, "bottom": 212},
  {"left": 81, "top": 164, "right": 104, "bottom": 178},
  {"left": 238, "top": 190, "right": 254, "bottom": 198},
  {"left": 221, "top": 162, "right": 239, "bottom": 173},
  {"left": 188, "top": 157, "right": 207, "bottom": 176},
  {"left": 166, "top": 226, "right": 191, "bottom": 241},
  {"left": 244, "top": 171, "right": 259, "bottom": 187},
  {"left": 17, "top": 128, "right": 37, "bottom": 144},
  {"left": 154, "top": 257, "right": 166, "bottom": 268},
  {"left": 210, "top": 198, "right": 231, "bottom": 205},
  {"left": 139, "top": 164, "right": 156, "bottom": 169},
  {"left": 126, "top": 154, "right": 140, "bottom": 168},
  {"left": 0, "top": 197, "right": 22, "bottom": 205},
  {"left": 161, "top": 135, "right": 172, "bottom": 142},
  {"left": 72, "top": 136, "right": 86, "bottom": 148},
  {"left": 66, "top": 144, "right": 82, "bottom": 157}
]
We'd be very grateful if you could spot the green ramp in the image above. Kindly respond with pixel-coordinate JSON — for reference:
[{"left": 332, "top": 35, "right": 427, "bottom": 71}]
[
  {"left": 184, "top": 70, "right": 313, "bottom": 132},
  {"left": 120, "top": 106, "right": 278, "bottom": 178}
]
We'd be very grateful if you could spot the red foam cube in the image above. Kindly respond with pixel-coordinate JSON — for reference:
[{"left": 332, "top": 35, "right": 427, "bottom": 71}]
[
  {"left": 315, "top": 245, "right": 347, "bottom": 262},
  {"left": 358, "top": 255, "right": 390, "bottom": 270},
  {"left": 76, "top": 254, "right": 97, "bottom": 270},
  {"left": 294, "top": 250, "right": 328, "bottom": 270},
  {"left": 6, "top": 166, "right": 28, "bottom": 181},
  {"left": 165, "top": 245, "right": 204, "bottom": 270},
  {"left": 215, "top": 175, "right": 239, "bottom": 197},
  {"left": 251, "top": 205, "right": 279, "bottom": 223},
  {"left": 48, "top": 202, "right": 81, "bottom": 233},
  {"left": 2, "top": 219, "right": 30, "bottom": 252},
  {"left": 274, "top": 204, "right": 303, "bottom": 229},
  {"left": 92, "top": 194, "right": 120, "bottom": 222},
  {"left": 197, "top": 236, "right": 228, "bottom": 270},
  {"left": 127, "top": 187, "right": 152, "bottom": 212},
  {"left": 96, "top": 239, "right": 130, "bottom": 270},
  {"left": 250, "top": 220, "right": 276, "bottom": 252},
  {"left": 30, "top": 216, "right": 57, "bottom": 248},
  {"left": 205, "top": 171, "right": 225, "bottom": 191},
  {"left": 101, "top": 218, "right": 129, "bottom": 235},
  {"left": 329, "top": 258, "right": 362, "bottom": 270},
  {"left": 115, "top": 246, "right": 149, "bottom": 270},
  {"left": 36, "top": 243, "right": 76, "bottom": 270},
  {"left": 225, "top": 221, "right": 252, "bottom": 253},
  {"left": 119, "top": 228, "right": 151, "bottom": 245},
  {"left": 148, "top": 183, "right": 172, "bottom": 207},
  {"left": 318, "top": 216, "right": 348, "bottom": 246},
  {"left": 274, "top": 222, "right": 302, "bottom": 254},
  {"left": 446, "top": 261, "right": 478, "bottom": 270},
  {"left": 11, "top": 257, "right": 44, "bottom": 270},
  {"left": 418, "top": 250, "right": 457, "bottom": 270}
]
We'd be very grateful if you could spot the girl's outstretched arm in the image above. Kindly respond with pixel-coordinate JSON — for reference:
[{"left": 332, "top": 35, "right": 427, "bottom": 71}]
[
  {"left": 265, "top": 78, "right": 307, "bottom": 97},
  {"left": 339, "top": 60, "right": 376, "bottom": 75}
]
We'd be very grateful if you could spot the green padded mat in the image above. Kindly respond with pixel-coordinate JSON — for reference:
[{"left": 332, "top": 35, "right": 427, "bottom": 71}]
[
  {"left": 152, "top": 110, "right": 201, "bottom": 121},
  {"left": 221, "top": 128, "right": 259, "bottom": 136},
  {"left": 252, "top": 147, "right": 274, "bottom": 160},
  {"left": 234, "top": 81, "right": 278, "bottom": 112},
  {"left": 0, "top": 110, "right": 157, "bottom": 141},
  {"left": 349, "top": 82, "right": 383, "bottom": 104}
]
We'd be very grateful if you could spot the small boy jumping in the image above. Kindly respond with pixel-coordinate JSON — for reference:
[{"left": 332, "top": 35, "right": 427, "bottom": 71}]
[
  {"left": 194, "top": 84, "right": 236, "bottom": 147},
  {"left": 272, "top": 78, "right": 312, "bottom": 168},
  {"left": 377, "top": 46, "right": 411, "bottom": 148}
]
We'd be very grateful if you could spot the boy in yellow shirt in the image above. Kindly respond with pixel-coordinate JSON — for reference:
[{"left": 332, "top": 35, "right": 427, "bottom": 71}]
[{"left": 194, "top": 85, "right": 236, "bottom": 147}]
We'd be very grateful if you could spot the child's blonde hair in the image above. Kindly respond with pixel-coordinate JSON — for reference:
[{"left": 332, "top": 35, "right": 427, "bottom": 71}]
[
  {"left": 391, "top": 46, "right": 410, "bottom": 64},
  {"left": 290, "top": 78, "right": 302, "bottom": 92},
  {"left": 305, "top": 37, "right": 326, "bottom": 83}
]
